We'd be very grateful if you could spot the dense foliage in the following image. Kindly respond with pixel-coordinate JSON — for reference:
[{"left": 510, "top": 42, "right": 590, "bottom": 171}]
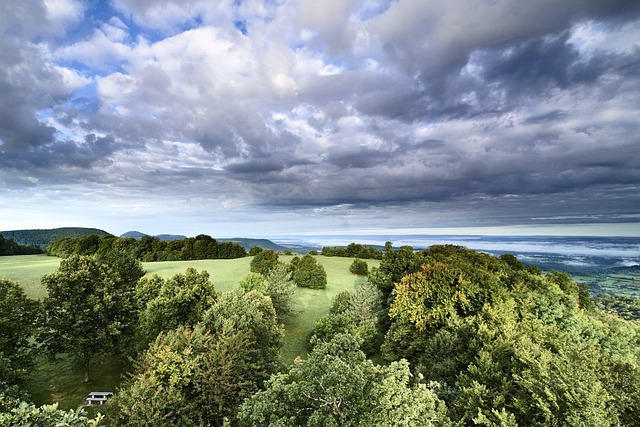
[
  {"left": 349, "top": 258, "right": 369, "bottom": 275},
  {"left": 293, "top": 254, "right": 328, "bottom": 289},
  {"left": 380, "top": 245, "right": 640, "bottom": 426},
  {"left": 596, "top": 293, "right": 640, "bottom": 321},
  {"left": 321, "top": 242, "right": 383, "bottom": 259},
  {"left": 46, "top": 233, "right": 246, "bottom": 261},
  {"left": 39, "top": 254, "right": 145, "bottom": 382},
  {"left": 237, "top": 333, "right": 451, "bottom": 426},
  {"left": 0, "top": 234, "right": 42, "bottom": 255},
  {"left": 135, "top": 268, "right": 217, "bottom": 346},
  {"left": 4, "top": 238, "right": 640, "bottom": 426},
  {"left": 249, "top": 249, "right": 280, "bottom": 275}
]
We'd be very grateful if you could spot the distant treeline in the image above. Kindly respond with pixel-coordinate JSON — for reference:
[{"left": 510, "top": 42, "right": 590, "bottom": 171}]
[
  {"left": 0, "top": 234, "right": 43, "bottom": 256},
  {"left": 46, "top": 234, "right": 247, "bottom": 261},
  {"left": 0, "top": 227, "right": 112, "bottom": 249},
  {"left": 321, "top": 242, "right": 383, "bottom": 259}
]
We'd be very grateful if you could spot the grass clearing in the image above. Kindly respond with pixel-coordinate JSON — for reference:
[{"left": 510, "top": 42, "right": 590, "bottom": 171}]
[
  {"left": 10, "top": 254, "right": 379, "bottom": 408},
  {"left": 0, "top": 254, "right": 60, "bottom": 299},
  {"left": 23, "top": 353, "right": 129, "bottom": 411}
]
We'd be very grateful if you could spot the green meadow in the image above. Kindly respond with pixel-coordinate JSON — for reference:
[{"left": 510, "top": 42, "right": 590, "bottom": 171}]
[{"left": 1, "top": 253, "right": 379, "bottom": 409}]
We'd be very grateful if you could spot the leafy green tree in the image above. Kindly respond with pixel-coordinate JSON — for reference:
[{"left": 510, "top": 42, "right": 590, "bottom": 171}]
[
  {"left": 238, "top": 272, "right": 268, "bottom": 294},
  {"left": 250, "top": 249, "right": 279, "bottom": 275},
  {"left": 381, "top": 246, "right": 640, "bottom": 426},
  {"left": 202, "top": 289, "right": 284, "bottom": 382},
  {"left": 237, "top": 333, "right": 451, "bottom": 426},
  {"left": 108, "top": 324, "right": 260, "bottom": 426},
  {"left": 0, "top": 400, "right": 104, "bottom": 426},
  {"left": 293, "top": 254, "right": 327, "bottom": 289},
  {"left": 311, "top": 282, "right": 383, "bottom": 354},
  {"left": 0, "top": 278, "right": 39, "bottom": 376},
  {"left": 248, "top": 246, "right": 263, "bottom": 256},
  {"left": 39, "top": 255, "right": 143, "bottom": 382},
  {"left": 265, "top": 264, "right": 297, "bottom": 320},
  {"left": 136, "top": 268, "right": 217, "bottom": 345},
  {"left": 349, "top": 258, "right": 369, "bottom": 275}
]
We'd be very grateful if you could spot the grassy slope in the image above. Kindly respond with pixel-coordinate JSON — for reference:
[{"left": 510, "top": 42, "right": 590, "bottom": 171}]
[
  {"left": 5, "top": 254, "right": 379, "bottom": 409},
  {"left": 0, "top": 254, "right": 60, "bottom": 299}
]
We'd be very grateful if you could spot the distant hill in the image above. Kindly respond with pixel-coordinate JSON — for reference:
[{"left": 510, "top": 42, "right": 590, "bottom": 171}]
[
  {"left": 221, "top": 238, "right": 289, "bottom": 252},
  {"left": 0, "top": 227, "right": 113, "bottom": 249},
  {"left": 120, "top": 231, "right": 187, "bottom": 241}
]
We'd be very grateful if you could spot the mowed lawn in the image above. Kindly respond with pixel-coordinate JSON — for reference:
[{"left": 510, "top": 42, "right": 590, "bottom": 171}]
[{"left": 3, "top": 253, "right": 379, "bottom": 408}]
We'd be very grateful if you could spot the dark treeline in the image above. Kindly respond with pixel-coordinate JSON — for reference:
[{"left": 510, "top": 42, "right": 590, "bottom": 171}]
[
  {"left": 0, "top": 234, "right": 42, "bottom": 256},
  {"left": 0, "top": 227, "right": 111, "bottom": 249},
  {"left": 46, "top": 233, "right": 247, "bottom": 261},
  {"left": 321, "top": 242, "right": 383, "bottom": 259}
]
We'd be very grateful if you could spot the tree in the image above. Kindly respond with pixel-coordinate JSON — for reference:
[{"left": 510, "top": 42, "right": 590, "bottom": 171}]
[
  {"left": 0, "top": 400, "right": 104, "bottom": 426},
  {"left": 39, "top": 255, "right": 143, "bottom": 382},
  {"left": 293, "top": 254, "right": 327, "bottom": 289},
  {"left": 265, "top": 264, "right": 297, "bottom": 319},
  {"left": 238, "top": 272, "right": 268, "bottom": 294},
  {"left": 250, "top": 249, "right": 279, "bottom": 275},
  {"left": 202, "top": 289, "right": 284, "bottom": 383},
  {"left": 202, "top": 289, "right": 284, "bottom": 382},
  {"left": 350, "top": 258, "right": 369, "bottom": 275},
  {"left": 237, "top": 333, "right": 451, "bottom": 426},
  {"left": 136, "top": 268, "right": 217, "bottom": 345},
  {"left": 0, "top": 278, "right": 39, "bottom": 375},
  {"left": 108, "top": 325, "right": 260, "bottom": 426},
  {"left": 310, "top": 282, "right": 383, "bottom": 354}
]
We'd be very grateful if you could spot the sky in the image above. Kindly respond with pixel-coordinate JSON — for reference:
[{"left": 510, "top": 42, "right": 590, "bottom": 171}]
[{"left": 1, "top": 0, "right": 640, "bottom": 239}]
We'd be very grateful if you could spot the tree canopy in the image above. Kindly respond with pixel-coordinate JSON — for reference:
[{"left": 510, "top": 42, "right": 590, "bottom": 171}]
[{"left": 39, "top": 254, "right": 144, "bottom": 382}]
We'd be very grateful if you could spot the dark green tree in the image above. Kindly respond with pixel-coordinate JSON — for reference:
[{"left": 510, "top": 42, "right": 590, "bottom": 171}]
[
  {"left": 108, "top": 324, "right": 260, "bottom": 426},
  {"left": 349, "top": 258, "right": 369, "bottom": 275},
  {"left": 293, "top": 254, "right": 327, "bottom": 289},
  {"left": 39, "top": 255, "right": 143, "bottom": 382},
  {"left": 250, "top": 249, "right": 279, "bottom": 275}
]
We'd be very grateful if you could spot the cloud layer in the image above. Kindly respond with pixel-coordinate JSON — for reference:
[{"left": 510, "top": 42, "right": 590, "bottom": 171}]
[{"left": 1, "top": 0, "right": 639, "bottom": 236}]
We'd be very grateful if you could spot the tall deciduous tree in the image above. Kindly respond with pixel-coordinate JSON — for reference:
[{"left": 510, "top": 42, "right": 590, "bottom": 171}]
[
  {"left": 39, "top": 255, "right": 143, "bottom": 382},
  {"left": 237, "top": 333, "right": 451, "bottom": 426}
]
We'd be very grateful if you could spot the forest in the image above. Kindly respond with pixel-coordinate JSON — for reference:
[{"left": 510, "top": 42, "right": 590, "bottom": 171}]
[{"left": 1, "top": 239, "right": 640, "bottom": 426}]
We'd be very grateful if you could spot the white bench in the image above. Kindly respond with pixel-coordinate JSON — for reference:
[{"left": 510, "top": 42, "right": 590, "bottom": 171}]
[{"left": 85, "top": 392, "right": 113, "bottom": 405}]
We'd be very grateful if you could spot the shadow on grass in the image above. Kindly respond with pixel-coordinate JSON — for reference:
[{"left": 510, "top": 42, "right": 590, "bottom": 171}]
[{"left": 23, "top": 353, "right": 130, "bottom": 411}]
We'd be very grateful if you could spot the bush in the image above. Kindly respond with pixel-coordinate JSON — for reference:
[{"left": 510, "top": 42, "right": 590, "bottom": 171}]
[
  {"left": 250, "top": 250, "right": 279, "bottom": 275},
  {"left": 293, "top": 255, "right": 327, "bottom": 289},
  {"left": 350, "top": 259, "right": 369, "bottom": 276}
]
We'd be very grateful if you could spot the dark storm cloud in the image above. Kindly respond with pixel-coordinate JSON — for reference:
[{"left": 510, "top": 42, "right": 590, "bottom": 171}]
[{"left": 1, "top": 0, "right": 639, "bottom": 234}]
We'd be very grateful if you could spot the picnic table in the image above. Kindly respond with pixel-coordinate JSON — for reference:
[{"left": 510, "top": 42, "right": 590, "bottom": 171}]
[{"left": 85, "top": 391, "right": 113, "bottom": 405}]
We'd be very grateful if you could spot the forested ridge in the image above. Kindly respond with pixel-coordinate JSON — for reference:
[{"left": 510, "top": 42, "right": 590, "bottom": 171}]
[
  {"left": 0, "top": 228, "right": 112, "bottom": 249},
  {"left": 1, "top": 244, "right": 639, "bottom": 426}
]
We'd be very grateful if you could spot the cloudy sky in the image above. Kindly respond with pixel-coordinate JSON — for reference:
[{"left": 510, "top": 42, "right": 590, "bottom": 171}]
[{"left": 1, "top": 0, "right": 639, "bottom": 238}]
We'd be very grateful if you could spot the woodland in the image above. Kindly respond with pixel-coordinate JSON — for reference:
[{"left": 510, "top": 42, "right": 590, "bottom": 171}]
[{"left": 1, "top": 234, "right": 640, "bottom": 426}]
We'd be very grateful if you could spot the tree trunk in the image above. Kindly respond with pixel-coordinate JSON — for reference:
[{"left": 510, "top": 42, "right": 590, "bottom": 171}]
[{"left": 84, "top": 357, "right": 90, "bottom": 383}]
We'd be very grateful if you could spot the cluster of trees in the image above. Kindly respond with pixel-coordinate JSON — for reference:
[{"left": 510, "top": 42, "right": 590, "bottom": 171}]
[
  {"left": 46, "top": 234, "right": 247, "bottom": 261},
  {"left": 250, "top": 250, "right": 328, "bottom": 289},
  {"left": 3, "top": 240, "right": 640, "bottom": 426},
  {"left": 0, "top": 234, "right": 42, "bottom": 255},
  {"left": 321, "top": 242, "right": 383, "bottom": 259}
]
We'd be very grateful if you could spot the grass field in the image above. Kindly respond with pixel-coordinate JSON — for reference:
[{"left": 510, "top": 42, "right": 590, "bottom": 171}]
[{"left": 2, "top": 253, "right": 379, "bottom": 409}]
